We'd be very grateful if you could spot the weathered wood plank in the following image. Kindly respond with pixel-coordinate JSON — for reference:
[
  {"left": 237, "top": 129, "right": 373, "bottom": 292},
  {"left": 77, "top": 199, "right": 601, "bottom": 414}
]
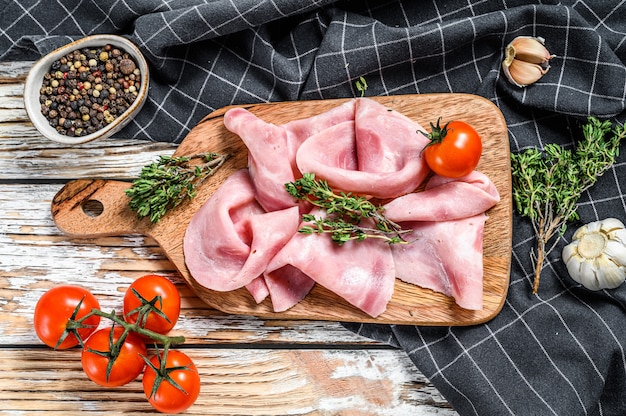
[
  {"left": 0, "top": 348, "right": 455, "bottom": 415},
  {"left": 0, "top": 131, "right": 178, "bottom": 180},
  {"left": 0, "top": 60, "right": 33, "bottom": 82},
  {"left": 0, "top": 182, "right": 381, "bottom": 346},
  {"left": 0, "top": 83, "right": 23, "bottom": 99}
]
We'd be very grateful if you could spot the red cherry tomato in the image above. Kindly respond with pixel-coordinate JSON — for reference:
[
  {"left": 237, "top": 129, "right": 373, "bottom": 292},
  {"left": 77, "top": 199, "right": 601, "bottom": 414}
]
[
  {"left": 81, "top": 326, "right": 147, "bottom": 387},
  {"left": 422, "top": 119, "right": 482, "bottom": 178},
  {"left": 123, "top": 274, "right": 181, "bottom": 335},
  {"left": 142, "top": 350, "right": 201, "bottom": 414},
  {"left": 33, "top": 285, "right": 101, "bottom": 349}
]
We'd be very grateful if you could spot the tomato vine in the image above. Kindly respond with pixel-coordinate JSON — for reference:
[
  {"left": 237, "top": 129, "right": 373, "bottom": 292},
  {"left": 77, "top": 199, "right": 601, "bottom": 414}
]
[{"left": 33, "top": 277, "right": 199, "bottom": 414}]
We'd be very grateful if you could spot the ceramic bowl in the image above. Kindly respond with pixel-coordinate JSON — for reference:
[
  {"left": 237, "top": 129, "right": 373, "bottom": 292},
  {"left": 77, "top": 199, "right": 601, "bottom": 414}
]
[{"left": 24, "top": 34, "right": 149, "bottom": 145}]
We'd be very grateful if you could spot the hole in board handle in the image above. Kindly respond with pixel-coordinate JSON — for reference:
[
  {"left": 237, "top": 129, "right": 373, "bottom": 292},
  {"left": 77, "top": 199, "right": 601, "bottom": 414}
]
[{"left": 82, "top": 199, "right": 104, "bottom": 217}]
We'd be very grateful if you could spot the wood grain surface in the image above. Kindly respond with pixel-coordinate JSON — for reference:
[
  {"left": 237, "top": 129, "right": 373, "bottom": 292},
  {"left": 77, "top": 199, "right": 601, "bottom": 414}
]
[{"left": 50, "top": 94, "right": 512, "bottom": 326}]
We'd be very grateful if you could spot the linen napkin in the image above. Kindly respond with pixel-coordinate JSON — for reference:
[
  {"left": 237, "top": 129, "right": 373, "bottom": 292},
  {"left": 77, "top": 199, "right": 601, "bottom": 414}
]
[{"left": 3, "top": 1, "right": 626, "bottom": 414}]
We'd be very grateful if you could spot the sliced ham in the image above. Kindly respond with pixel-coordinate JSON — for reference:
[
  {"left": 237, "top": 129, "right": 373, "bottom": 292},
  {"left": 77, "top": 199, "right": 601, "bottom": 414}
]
[
  {"left": 284, "top": 99, "right": 356, "bottom": 145},
  {"left": 262, "top": 266, "right": 316, "bottom": 312},
  {"left": 223, "top": 108, "right": 299, "bottom": 212},
  {"left": 185, "top": 99, "right": 500, "bottom": 316},
  {"left": 390, "top": 214, "right": 488, "bottom": 310},
  {"left": 223, "top": 100, "right": 357, "bottom": 213},
  {"left": 383, "top": 170, "right": 500, "bottom": 222},
  {"left": 294, "top": 121, "right": 360, "bottom": 187},
  {"left": 264, "top": 208, "right": 396, "bottom": 317},
  {"left": 295, "top": 97, "right": 431, "bottom": 198},
  {"left": 382, "top": 171, "right": 499, "bottom": 310},
  {"left": 183, "top": 169, "right": 299, "bottom": 292},
  {"left": 245, "top": 277, "right": 270, "bottom": 304}
]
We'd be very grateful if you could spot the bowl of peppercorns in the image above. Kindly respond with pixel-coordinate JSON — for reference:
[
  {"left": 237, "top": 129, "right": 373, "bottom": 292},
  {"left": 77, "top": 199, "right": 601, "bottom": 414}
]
[{"left": 24, "top": 34, "right": 149, "bottom": 144}]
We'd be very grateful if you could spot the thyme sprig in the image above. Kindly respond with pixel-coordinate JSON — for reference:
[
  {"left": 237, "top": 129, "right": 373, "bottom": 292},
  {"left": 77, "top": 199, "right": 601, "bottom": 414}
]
[
  {"left": 511, "top": 117, "right": 626, "bottom": 294},
  {"left": 126, "top": 152, "right": 228, "bottom": 223},
  {"left": 285, "top": 173, "right": 410, "bottom": 245}
]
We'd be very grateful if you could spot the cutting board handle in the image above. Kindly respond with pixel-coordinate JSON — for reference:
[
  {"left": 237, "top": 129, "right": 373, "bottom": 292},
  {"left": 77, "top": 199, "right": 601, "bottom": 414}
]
[{"left": 51, "top": 179, "right": 147, "bottom": 237}]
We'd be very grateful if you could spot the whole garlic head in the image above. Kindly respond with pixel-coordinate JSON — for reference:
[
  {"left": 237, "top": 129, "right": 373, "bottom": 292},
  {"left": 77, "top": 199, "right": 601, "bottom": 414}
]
[
  {"left": 502, "top": 36, "right": 555, "bottom": 87},
  {"left": 562, "top": 218, "right": 626, "bottom": 291}
]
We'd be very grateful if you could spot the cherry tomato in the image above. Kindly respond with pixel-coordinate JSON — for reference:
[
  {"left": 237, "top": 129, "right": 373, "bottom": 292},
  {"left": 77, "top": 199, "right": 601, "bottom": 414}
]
[
  {"left": 81, "top": 326, "right": 147, "bottom": 387},
  {"left": 142, "top": 350, "right": 201, "bottom": 414},
  {"left": 422, "top": 118, "right": 482, "bottom": 178},
  {"left": 123, "top": 274, "right": 181, "bottom": 335},
  {"left": 33, "top": 285, "right": 101, "bottom": 349}
]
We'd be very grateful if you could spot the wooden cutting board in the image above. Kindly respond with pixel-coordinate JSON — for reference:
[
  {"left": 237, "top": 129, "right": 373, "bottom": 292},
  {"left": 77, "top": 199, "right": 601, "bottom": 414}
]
[{"left": 51, "top": 94, "right": 512, "bottom": 325}]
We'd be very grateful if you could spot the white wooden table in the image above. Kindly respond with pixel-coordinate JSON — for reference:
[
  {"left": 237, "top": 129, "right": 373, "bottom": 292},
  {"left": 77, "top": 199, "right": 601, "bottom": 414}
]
[{"left": 0, "top": 60, "right": 458, "bottom": 415}]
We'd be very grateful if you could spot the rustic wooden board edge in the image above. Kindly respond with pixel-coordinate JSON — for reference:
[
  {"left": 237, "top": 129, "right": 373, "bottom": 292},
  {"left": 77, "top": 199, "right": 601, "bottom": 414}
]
[{"left": 51, "top": 93, "right": 513, "bottom": 326}]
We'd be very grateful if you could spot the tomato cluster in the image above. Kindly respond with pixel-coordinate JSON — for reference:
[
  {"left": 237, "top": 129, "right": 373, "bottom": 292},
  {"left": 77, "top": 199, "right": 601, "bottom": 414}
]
[{"left": 32, "top": 275, "right": 200, "bottom": 414}]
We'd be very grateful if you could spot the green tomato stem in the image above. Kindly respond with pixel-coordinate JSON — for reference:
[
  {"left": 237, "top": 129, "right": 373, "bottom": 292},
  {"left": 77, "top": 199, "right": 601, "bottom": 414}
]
[{"left": 73, "top": 308, "right": 185, "bottom": 346}]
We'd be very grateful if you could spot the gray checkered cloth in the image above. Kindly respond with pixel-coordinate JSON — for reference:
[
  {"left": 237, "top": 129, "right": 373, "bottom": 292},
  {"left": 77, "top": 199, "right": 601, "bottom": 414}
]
[{"left": 3, "top": 1, "right": 626, "bottom": 414}]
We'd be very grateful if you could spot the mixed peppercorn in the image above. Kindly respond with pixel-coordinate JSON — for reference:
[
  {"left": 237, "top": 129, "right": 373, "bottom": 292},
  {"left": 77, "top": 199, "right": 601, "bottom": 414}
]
[{"left": 39, "top": 44, "right": 141, "bottom": 138}]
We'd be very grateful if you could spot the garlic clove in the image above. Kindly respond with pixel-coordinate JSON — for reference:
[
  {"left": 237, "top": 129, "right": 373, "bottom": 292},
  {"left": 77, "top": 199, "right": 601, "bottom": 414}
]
[
  {"left": 604, "top": 239, "right": 626, "bottom": 265},
  {"left": 572, "top": 223, "right": 589, "bottom": 240},
  {"left": 611, "top": 228, "right": 626, "bottom": 246},
  {"left": 506, "top": 36, "right": 554, "bottom": 65},
  {"left": 583, "top": 219, "right": 602, "bottom": 233},
  {"left": 592, "top": 256, "right": 626, "bottom": 289},
  {"left": 564, "top": 245, "right": 583, "bottom": 277},
  {"left": 575, "top": 259, "right": 601, "bottom": 290},
  {"left": 502, "top": 35, "right": 554, "bottom": 87},
  {"left": 502, "top": 58, "right": 549, "bottom": 88},
  {"left": 598, "top": 217, "right": 625, "bottom": 231},
  {"left": 562, "top": 241, "right": 579, "bottom": 264}
]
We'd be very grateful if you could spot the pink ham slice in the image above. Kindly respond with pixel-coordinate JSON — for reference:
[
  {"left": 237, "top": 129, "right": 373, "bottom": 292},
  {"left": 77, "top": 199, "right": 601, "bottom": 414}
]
[
  {"left": 264, "top": 208, "right": 396, "bottom": 317},
  {"left": 295, "top": 120, "right": 359, "bottom": 181},
  {"left": 383, "top": 171, "right": 500, "bottom": 222},
  {"left": 223, "top": 100, "right": 357, "bottom": 213},
  {"left": 382, "top": 172, "right": 499, "bottom": 310},
  {"left": 223, "top": 109, "right": 297, "bottom": 213},
  {"left": 183, "top": 169, "right": 300, "bottom": 293},
  {"left": 245, "top": 276, "right": 270, "bottom": 304},
  {"left": 283, "top": 99, "right": 356, "bottom": 146},
  {"left": 391, "top": 214, "right": 488, "bottom": 310},
  {"left": 262, "top": 266, "right": 316, "bottom": 313},
  {"left": 295, "top": 97, "right": 431, "bottom": 198}
]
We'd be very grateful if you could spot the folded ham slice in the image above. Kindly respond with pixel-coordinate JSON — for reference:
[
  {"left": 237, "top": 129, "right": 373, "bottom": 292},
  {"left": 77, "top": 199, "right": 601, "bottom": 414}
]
[
  {"left": 245, "top": 276, "right": 271, "bottom": 304},
  {"left": 264, "top": 208, "right": 396, "bottom": 317},
  {"left": 223, "top": 109, "right": 297, "bottom": 213},
  {"left": 391, "top": 214, "right": 488, "bottom": 310},
  {"left": 283, "top": 99, "right": 356, "bottom": 144},
  {"left": 262, "top": 266, "right": 316, "bottom": 313},
  {"left": 183, "top": 169, "right": 299, "bottom": 293},
  {"left": 383, "top": 171, "right": 500, "bottom": 222},
  {"left": 295, "top": 97, "right": 431, "bottom": 198},
  {"left": 382, "top": 172, "right": 500, "bottom": 310},
  {"left": 223, "top": 100, "right": 357, "bottom": 213}
]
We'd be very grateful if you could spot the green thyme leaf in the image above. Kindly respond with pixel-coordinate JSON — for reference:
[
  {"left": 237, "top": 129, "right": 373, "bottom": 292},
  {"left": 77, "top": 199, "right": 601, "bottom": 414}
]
[{"left": 355, "top": 76, "right": 368, "bottom": 97}]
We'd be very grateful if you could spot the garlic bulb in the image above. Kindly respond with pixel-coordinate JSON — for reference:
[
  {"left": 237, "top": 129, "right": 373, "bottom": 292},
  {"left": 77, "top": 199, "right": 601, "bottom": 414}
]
[
  {"left": 502, "top": 36, "right": 555, "bottom": 87},
  {"left": 562, "top": 218, "right": 626, "bottom": 291}
]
